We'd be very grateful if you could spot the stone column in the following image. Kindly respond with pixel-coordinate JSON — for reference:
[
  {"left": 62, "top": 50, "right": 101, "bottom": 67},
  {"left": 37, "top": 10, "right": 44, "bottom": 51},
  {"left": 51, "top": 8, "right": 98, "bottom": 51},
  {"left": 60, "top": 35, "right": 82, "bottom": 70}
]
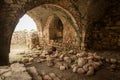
[
  {"left": 0, "top": 0, "right": 23, "bottom": 65},
  {"left": 0, "top": 36, "right": 10, "bottom": 65},
  {"left": 0, "top": 17, "right": 15, "bottom": 65},
  {"left": 0, "top": 11, "right": 18, "bottom": 66},
  {"left": 0, "top": 22, "right": 16, "bottom": 65}
]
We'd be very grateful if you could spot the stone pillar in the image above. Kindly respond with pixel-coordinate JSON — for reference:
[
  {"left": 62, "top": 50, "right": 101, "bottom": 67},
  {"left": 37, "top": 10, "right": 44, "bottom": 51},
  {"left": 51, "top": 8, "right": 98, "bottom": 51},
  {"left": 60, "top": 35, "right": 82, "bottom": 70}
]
[
  {"left": 0, "top": 1, "right": 23, "bottom": 65},
  {"left": 0, "top": 22, "right": 16, "bottom": 65},
  {"left": 0, "top": 37, "right": 10, "bottom": 65},
  {"left": 0, "top": 9, "right": 18, "bottom": 66},
  {"left": 0, "top": 20, "right": 14, "bottom": 65}
]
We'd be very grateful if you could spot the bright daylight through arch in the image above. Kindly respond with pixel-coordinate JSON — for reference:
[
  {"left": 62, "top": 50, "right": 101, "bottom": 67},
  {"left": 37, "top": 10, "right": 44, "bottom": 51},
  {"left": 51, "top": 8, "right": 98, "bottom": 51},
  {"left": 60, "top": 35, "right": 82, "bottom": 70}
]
[
  {"left": 10, "top": 14, "right": 37, "bottom": 63},
  {"left": 15, "top": 14, "right": 37, "bottom": 31}
]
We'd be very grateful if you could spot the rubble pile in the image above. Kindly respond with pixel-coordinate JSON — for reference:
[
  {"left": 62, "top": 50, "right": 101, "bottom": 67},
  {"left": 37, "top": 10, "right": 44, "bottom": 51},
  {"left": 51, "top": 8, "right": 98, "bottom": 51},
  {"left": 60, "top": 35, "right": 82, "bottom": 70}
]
[{"left": 21, "top": 46, "right": 120, "bottom": 76}]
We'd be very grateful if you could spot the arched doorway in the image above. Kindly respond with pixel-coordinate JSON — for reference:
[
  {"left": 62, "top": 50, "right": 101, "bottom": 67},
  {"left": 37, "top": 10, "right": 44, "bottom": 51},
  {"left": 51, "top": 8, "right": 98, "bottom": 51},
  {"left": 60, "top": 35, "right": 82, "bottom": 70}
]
[
  {"left": 49, "top": 17, "right": 63, "bottom": 42},
  {"left": 28, "top": 4, "right": 79, "bottom": 47},
  {"left": 10, "top": 14, "right": 38, "bottom": 63},
  {"left": 0, "top": 2, "right": 80, "bottom": 65}
]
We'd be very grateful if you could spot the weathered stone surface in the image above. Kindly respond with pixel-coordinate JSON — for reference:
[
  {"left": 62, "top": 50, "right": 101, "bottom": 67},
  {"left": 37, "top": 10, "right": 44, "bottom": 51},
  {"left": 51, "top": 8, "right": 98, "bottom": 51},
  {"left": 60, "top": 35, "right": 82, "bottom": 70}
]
[
  {"left": 26, "top": 31, "right": 39, "bottom": 49},
  {"left": 86, "top": 66, "right": 94, "bottom": 76},
  {"left": 4, "top": 0, "right": 13, "bottom": 4},
  {"left": 77, "top": 68, "right": 85, "bottom": 74},
  {"left": 110, "top": 58, "right": 117, "bottom": 63},
  {"left": 60, "top": 65, "right": 66, "bottom": 70},
  {"left": 22, "top": 58, "right": 29, "bottom": 63},
  {"left": 78, "top": 58, "right": 87, "bottom": 67},
  {"left": 27, "top": 67, "right": 38, "bottom": 75},
  {"left": 2, "top": 71, "right": 12, "bottom": 77},
  {"left": 0, "top": 68, "right": 10, "bottom": 75},
  {"left": 83, "top": 63, "right": 89, "bottom": 72},
  {"left": 43, "top": 74, "right": 52, "bottom": 80},
  {"left": 10, "top": 63, "right": 26, "bottom": 72},
  {"left": 49, "top": 72, "right": 56, "bottom": 78},
  {"left": 63, "top": 56, "right": 72, "bottom": 63},
  {"left": 72, "top": 66, "right": 78, "bottom": 73}
]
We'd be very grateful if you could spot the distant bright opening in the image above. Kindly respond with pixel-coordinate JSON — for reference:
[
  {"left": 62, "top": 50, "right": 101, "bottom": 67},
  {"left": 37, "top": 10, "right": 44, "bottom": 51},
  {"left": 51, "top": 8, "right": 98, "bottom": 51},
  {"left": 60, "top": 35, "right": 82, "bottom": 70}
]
[
  {"left": 15, "top": 14, "right": 37, "bottom": 31},
  {"left": 10, "top": 14, "right": 37, "bottom": 63}
]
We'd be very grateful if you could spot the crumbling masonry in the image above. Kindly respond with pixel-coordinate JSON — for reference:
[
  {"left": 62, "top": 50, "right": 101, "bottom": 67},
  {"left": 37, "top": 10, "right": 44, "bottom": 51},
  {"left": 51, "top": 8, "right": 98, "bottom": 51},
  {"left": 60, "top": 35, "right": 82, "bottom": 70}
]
[{"left": 0, "top": 0, "right": 120, "bottom": 65}]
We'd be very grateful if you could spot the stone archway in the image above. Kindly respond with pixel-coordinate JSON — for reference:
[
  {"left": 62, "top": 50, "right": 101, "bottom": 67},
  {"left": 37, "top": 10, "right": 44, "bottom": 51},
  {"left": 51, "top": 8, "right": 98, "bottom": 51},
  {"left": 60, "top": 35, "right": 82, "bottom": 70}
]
[
  {"left": 49, "top": 16, "right": 63, "bottom": 42},
  {"left": 28, "top": 4, "right": 80, "bottom": 46},
  {"left": 0, "top": 1, "right": 81, "bottom": 65},
  {"left": 43, "top": 15, "right": 64, "bottom": 43},
  {"left": 42, "top": 14, "right": 78, "bottom": 46}
]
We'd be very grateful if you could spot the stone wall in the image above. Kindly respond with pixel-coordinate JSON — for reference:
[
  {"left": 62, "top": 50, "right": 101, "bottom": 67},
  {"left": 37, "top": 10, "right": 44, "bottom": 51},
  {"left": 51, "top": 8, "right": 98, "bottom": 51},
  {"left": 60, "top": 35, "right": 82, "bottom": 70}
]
[
  {"left": 62, "top": 16, "right": 77, "bottom": 47},
  {"left": 10, "top": 0, "right": 120, "bottom": 50},
  {"left": 11, "top": 31, "right": 39, "bottom": 49},
  {"left": 32, "top": 15, "right": 78, "bottom": 48},
  {"left": 26, "top": 31, "right": 39, "bottom": 49},
  {"left": 85, "top": 0, "right": 120, "bottom": 50},
  {"left": 11, "top": 31, "right": 27, "bottom": 45},
  {"left": 87, "top": 27, "right": 120, "bottom": 50}
]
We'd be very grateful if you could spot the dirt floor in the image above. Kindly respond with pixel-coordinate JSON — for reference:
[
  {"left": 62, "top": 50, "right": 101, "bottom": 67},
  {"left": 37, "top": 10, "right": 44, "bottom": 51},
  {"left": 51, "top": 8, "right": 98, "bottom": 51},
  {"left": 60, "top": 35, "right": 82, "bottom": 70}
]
[{"left": 9, "top": 45, "right": 120, "bottom": 80}]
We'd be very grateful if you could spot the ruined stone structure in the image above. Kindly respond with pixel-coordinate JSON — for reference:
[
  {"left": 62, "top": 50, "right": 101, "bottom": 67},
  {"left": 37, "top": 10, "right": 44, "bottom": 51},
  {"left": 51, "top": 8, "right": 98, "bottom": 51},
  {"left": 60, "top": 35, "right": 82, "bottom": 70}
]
[
  {"left": 26, "top": 31, "right": 39, "bottom": 49},
  {"left": 11, "top": 31, "right": 27, "bottom": 45},
  {"left": 0, "top": 0, "right": 120, "bottom": 65},
  {"left": 11, "top": 31, "right": 39, "bottom": 49}
]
